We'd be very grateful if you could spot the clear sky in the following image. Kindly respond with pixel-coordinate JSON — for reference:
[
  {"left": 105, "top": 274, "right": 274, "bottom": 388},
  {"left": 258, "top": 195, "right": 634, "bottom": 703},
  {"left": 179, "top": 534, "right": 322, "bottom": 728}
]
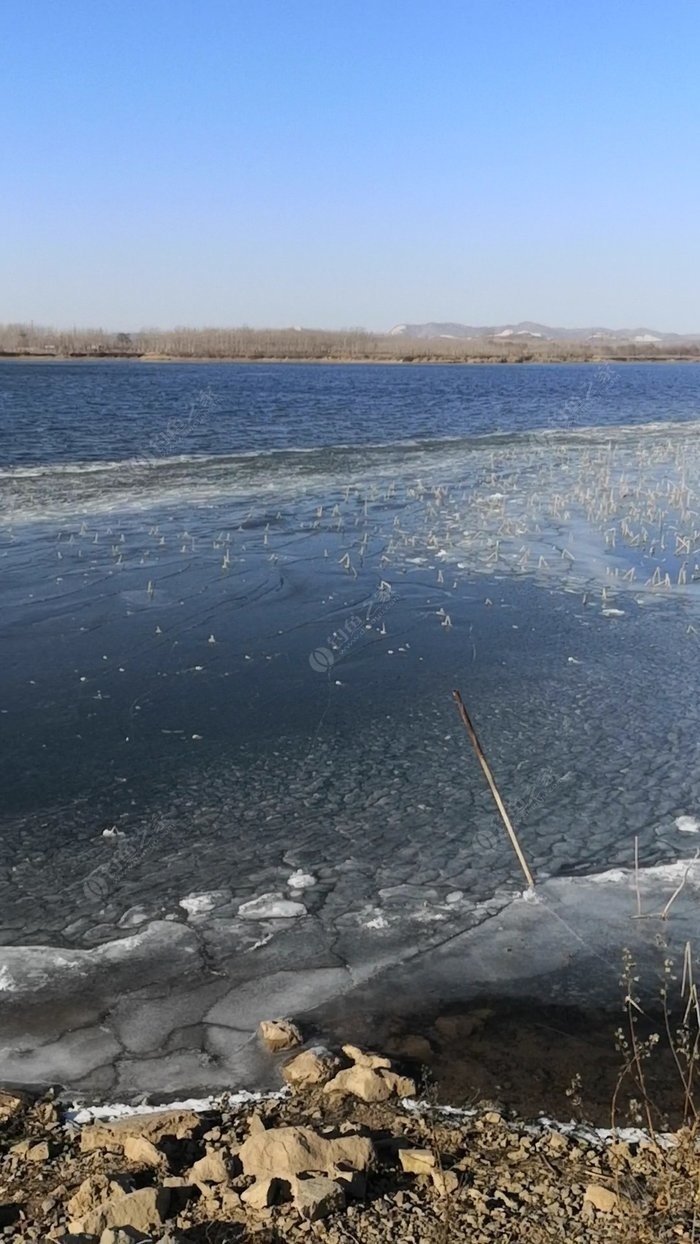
[{"left": 2, "top": 0, "right": 699, "bottom": 332}]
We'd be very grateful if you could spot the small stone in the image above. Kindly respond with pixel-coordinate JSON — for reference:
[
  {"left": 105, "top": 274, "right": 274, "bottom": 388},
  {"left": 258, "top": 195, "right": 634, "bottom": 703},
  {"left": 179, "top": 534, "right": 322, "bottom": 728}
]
[
  {"left": 259, "top": 1017, "right": 303, "bottom": 1052},
  {"left": 220, "top": 1189, "right": 242, "bottom": 1213},
  {"left": 545, "top": 1131, "right": 569, "bottom": 1154},
  {"left": 432, "top": 1169, "right": 459, "bottom": 1194},
  {"left": 399, "top": 1148, "right": 437, "bottom": 1176},
  {"left": 189, "top": 1151, "right": 230, "bottom": 1184},
  {"left": 380, "top": 1070, "right": 417, "bottom": 1097},
  {"left": 283, "top": 1047, "right": 340, "bottom": 1090},
  {"left": 241, "top": 1177, "right": 284, "bottom": 1209},
  {"left": 293, "top": 1175, "right": 345, "bottom": 1221},
  {"left": 583, "top": 1183, "right": 618, "bottom": 1213},
  {"left": 25, "top": 1140, "right": 51, "bottom": 1162},
  {"left": 341, "top": 1043, "right": 392, "bottom": 1070}
]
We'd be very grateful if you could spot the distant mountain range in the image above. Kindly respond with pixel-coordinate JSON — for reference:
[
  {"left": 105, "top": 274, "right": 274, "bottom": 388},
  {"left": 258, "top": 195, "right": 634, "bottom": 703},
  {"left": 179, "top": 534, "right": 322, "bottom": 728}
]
[{"left": 388, "top": 321, "right": 700, "bottom": 344}]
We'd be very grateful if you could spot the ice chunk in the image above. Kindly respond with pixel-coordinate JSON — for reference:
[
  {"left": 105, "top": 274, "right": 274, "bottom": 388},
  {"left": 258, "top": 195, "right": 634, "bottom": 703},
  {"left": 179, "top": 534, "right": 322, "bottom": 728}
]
[
  {"left": 287, "top": 870, "right": 317, "bottom": 891},
  {"left": 675, "top": 815, "right": 700, "bottom": 834},
  {"left": 0, "top": 966, "right": 16, "bottom": 992},
  {"left": 237, "top": 892, "right": 307, "bottom": 920},
  {"left": 0, "top": 921, "right": 199, "bottom": 1001},
  {"left": 179, "top": 890, "right": 230, "bottom": 916}
]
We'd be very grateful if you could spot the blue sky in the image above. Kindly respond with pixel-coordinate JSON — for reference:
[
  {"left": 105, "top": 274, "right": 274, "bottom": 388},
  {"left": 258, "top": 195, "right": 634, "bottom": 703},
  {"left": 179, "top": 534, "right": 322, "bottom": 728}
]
[{"left": 2, "top": 0, "right": 699, "bottom": 331}]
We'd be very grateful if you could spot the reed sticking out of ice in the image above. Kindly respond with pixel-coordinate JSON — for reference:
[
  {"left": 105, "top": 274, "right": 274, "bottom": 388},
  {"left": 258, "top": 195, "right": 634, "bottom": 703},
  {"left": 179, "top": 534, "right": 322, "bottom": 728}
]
[{"left": 452, "top": 689, "right": 535, "bottom": 890}]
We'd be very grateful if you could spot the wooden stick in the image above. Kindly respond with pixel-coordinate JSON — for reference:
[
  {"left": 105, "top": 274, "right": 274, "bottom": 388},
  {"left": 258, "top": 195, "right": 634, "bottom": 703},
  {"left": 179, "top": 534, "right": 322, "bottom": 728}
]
[
  {"left": 452, "top": 689, "right": 535, "bottom": 889},
  {"left": 634, "top": 835, "right": 642, "bottom": 917}
]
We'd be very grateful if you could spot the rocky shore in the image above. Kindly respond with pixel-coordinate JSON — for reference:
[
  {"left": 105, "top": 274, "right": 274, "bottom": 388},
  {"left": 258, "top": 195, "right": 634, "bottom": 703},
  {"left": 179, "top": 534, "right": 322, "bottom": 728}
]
[{"left": 1, "top": 1022, "right": 699, "bottom": 1243}]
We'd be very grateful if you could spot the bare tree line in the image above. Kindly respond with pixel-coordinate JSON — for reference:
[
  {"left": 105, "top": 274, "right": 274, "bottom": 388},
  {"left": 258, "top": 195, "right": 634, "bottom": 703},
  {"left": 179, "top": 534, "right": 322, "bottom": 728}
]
[{"left": 1, "top": 322, "right": 699, "bottom": 363}]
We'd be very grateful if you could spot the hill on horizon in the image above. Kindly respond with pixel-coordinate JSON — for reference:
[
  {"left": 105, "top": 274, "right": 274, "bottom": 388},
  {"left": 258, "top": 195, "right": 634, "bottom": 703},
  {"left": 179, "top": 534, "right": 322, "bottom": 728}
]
[{"left": 388, "top": 320, "right": 700, "bottom": 344}]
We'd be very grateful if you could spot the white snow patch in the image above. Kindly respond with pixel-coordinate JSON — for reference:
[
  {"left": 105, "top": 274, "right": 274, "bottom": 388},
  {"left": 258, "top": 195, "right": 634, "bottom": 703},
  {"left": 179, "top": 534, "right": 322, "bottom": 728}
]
[
  {"left": 589, "top": 859, "right": 700, "bottom": 887},
  {"left": 587, "top": 868, "right": 628, "bottom": 884},
  {"left": 405, "top": 1099, "right": 675, "bottom": 1149},
  {"left": 67, "top": 1089, "right": 283, "bottom": 1125},
  {"left": 675, "top": 815, "right": 700, "bottom": 834}
]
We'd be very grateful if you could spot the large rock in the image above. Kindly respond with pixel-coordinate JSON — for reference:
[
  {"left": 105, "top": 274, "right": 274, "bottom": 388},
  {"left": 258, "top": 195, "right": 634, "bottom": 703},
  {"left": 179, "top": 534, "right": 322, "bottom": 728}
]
[
  {"left": 80, "top": 1109, "right": 200, "bottom": 1153},
  {"left": 324, "top": 1064, "right": 416, "bottom": 1102},
  {"left": 282, "top": 1047, "right": 340, "bottom": 1089},
  {"left": 258, "top": 1018, "right": 303, "bottom": 1052},
  {"left": 238, "top": 1125, "right": 373, "bottom": 1181},
  {"left": 323, "top": 1065, "right": 392, "bottom": 1103},
  {"left": 293, "top": 1175, "right": 345, "bottom": 1221},
  {"left": 69, "top": 1186, "right": 170, "bottom": 1236},
  {"left": 9, "top": 1138, "right": 51, "bottom": 1162},
  {"left": 67, "top": 1176, "right": 123, "bottom": 1220}
]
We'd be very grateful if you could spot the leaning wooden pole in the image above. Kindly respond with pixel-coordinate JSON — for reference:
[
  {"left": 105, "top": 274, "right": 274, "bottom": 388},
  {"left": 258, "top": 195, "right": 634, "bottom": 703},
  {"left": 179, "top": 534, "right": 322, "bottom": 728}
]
[{"left": 452, "top": 689, "right": 535, "bottom": 889}]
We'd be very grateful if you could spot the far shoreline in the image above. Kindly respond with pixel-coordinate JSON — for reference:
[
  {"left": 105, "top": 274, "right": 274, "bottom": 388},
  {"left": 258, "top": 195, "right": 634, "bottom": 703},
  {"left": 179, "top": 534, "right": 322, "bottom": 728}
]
[{"left": 2, "top": 353, "right": 700, "bottom": 366}]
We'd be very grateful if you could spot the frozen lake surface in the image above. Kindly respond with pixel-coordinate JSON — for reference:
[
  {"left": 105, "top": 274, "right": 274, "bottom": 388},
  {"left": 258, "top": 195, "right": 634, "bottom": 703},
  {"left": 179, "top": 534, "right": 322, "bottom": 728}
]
[{"left": 0, "top": 361, "right": 699, "bottom": 1094}]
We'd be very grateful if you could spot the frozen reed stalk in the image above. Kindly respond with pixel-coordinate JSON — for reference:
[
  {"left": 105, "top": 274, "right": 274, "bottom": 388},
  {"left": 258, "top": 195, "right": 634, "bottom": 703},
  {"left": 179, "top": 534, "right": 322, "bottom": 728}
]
[{"left": 452, "top": 690, "right": 535, "bottom": 890}]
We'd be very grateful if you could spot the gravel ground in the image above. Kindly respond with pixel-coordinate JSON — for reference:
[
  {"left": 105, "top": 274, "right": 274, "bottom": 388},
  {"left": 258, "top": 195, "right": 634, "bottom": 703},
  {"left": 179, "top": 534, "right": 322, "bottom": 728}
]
[{"left": 1, "top": 1054, "right": 699, "bottom": 1244}]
